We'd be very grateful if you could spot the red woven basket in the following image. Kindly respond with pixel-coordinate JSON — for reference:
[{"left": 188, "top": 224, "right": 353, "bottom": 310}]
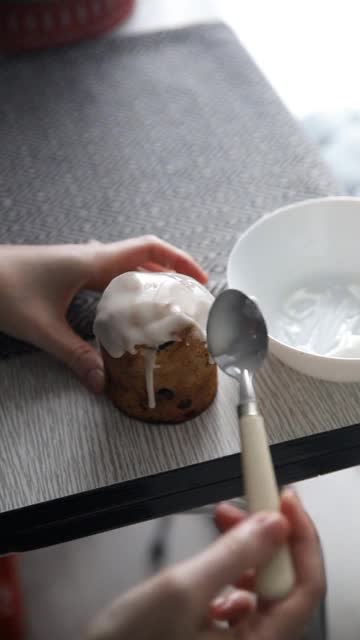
[{"left": 0, "top": 0, "right": 136, "bottom": 52}]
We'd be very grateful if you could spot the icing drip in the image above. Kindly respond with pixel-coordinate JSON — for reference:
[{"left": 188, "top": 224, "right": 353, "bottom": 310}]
[{"left": 144, "top": 349, "right": 157, "bottom": 409}]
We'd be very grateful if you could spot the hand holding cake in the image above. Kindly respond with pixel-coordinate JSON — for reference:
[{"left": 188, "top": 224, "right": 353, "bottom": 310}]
[{"left": 0, "top": 237, "right": 207, "bottom": 395}]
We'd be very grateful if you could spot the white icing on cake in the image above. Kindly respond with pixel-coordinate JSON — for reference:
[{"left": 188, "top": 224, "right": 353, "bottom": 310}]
[
  {"left": 94, "top": 271, "right": 213, "bottom": 357},
  {"left": 94, "top": 272, "right": 214, "bottom": 409}
]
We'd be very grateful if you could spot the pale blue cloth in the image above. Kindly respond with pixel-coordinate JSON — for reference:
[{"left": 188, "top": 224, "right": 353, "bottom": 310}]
[{"left": 303, "top": 111, "right": 360, "bottom": 195}]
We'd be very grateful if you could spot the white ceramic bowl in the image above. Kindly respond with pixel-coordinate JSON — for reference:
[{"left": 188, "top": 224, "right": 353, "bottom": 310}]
[{"left": 227, "top": 197, "right": 360, "bottom": 382}]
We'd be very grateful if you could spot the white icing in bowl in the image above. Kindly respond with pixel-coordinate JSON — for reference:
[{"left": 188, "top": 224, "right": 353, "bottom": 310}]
[{"left": 273, "top": 280, "right": 360, "bottom": 359}]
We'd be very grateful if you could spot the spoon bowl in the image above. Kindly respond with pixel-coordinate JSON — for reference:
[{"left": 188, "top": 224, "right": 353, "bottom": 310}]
[{"left": 207, "top": 289, "right": 268, "bottom": 380}]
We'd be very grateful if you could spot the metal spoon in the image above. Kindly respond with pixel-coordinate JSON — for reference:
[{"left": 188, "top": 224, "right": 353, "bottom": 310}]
[{"left": 207, "top": 289, "right": 295, "bottom": 600}]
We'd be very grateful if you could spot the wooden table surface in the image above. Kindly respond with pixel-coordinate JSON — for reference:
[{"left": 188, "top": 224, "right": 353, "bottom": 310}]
[
  {"left": 1, "top": 345, "right": 360, "bottom": 552},
  {"left": 2, "top": 348, "right": 360, "bottom": 513}
]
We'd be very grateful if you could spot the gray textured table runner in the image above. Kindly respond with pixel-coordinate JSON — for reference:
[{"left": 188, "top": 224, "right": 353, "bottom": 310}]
[
  {"left": 0, "top": 23, "right": 336, "bottom": 356},
  {"left": 2, "top": 23, "right": 356, "bottom": 516}
]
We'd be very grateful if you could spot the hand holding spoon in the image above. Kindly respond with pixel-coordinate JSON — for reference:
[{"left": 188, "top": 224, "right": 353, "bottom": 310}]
[{"left": 207, "top": 289, "right": 295, "bottom": 600}]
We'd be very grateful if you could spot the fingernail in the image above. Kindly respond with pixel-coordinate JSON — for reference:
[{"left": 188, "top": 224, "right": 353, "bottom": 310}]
[
  {"left": 282, "top": 488, "right": 295, "bottom": 497},
  {"left": 87, "top": 368, "right": 105, "bottom": 393},
  {"left": 212, "top": 597, "right": 226, "bottom": 609},
  {"left": 251, "top": 512, "right": 282, "bottom": 528},
  {"left": 282, "top": 488, "right": 300, "bottom": 502}
]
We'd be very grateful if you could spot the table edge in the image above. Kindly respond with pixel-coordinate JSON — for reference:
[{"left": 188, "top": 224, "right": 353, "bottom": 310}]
[{"left": 1, "top": 423, "right": 360, "bottom": 553}]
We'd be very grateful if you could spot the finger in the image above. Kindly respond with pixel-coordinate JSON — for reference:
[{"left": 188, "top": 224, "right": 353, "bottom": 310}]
[
  {"left": 214, "top": 502, "right": 248, "bottom": 533},
  {"left": 37, "top": 321, "right": 105, "bottom": 394},
  {"left": 281, "top": 490, "right": 325, "bottom": 590},
  {"left": 214, "top": 505, "right": 256, "bottom": 591},
  {"left": 234, "top": 570, "right": 256, "bottom": 592},
  {"left": 142, "top": 237, "right": 207, "bottom": 283},
  {"left": 86, "top": 237, "right": 208, "bottom": 290},
  {"left": 258, "top": 491, "right": 326, "bottom": 639},
  {"left": 216, "top": 495, "right": 322, "bottom": 597},
  {"left": 177, "top": 512, "right": 289, "bottom": 607},
  {"left": 140, "top": 262, "right": 173, "bottom": 273},
  {"left": 210, "top": 589, "right": 255, "bottom": 623}
]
